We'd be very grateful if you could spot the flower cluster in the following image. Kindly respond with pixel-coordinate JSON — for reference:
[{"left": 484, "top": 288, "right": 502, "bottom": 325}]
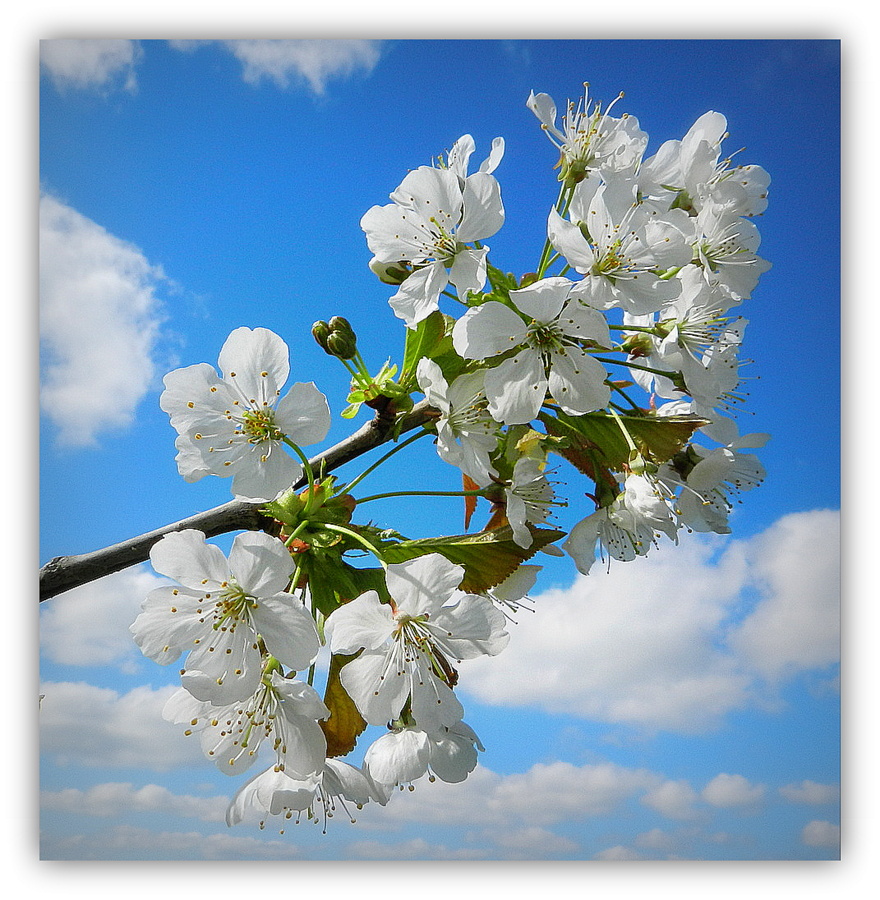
[{"left": 132, "top": 80, "right": 770, "bottom": 833}]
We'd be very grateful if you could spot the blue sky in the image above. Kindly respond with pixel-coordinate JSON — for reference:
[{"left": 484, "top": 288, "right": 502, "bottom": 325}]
[{"left": 35, "top": 34, "right": 847, "bottom": 876}]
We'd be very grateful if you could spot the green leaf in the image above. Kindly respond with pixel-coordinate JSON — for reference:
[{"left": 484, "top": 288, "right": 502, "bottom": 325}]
[
  {"left": 321, "top": 652, "right": 367, "bottom": 758},
  {"left": 541, "top": 409, "right": 708, "bottom": 484},
  {"left": 381, "top": 525, "right": 566, "bottom": 593},
  {"left": 399, "top": 310, "right": 451, "bottom": 390}
]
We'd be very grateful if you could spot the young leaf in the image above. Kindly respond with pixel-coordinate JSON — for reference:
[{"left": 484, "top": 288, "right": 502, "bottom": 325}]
[
  {"left": 381, "top": 525, "right": 565, "bottom": 593},
  {"left": 321, "top": 652, "right": 367, "bottom": 758},
  {"left": 399, "top": 310, "right": 451, "bottom": 390},
  {"left": 541, "top": 409, "right": 707, "bottom": 482}
]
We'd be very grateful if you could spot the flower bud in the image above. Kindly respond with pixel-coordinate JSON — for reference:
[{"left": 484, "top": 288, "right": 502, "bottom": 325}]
[
  {"left": 620, "top": 332, "right": 655, "bottom": 358},
  {"left": 329, "top": 316, "right": 355, "bottom": 338},
  {"left": 369, "top": 256, "right": 411, "bottom": 285},
  {"left": 312, "top": 320, "right": 331, "bottom": 351},
  {"left": 327, "top": 331, "right": 358, "bottom": 360}
]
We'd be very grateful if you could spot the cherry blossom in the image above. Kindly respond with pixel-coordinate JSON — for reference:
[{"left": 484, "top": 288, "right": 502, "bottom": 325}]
[
  {"left": 162, "top": 672, "right": 329, "bottom": 778},
  {"left": 131, "top": 529, "right": 320, "bottom": 705},
  {"left": 160, "top": 326, "right": 331, "bottom": 502},
  {"left": 416, "top": 358, "right": 500, "bottom": 486},
  {"left": 452, "top": 276, "right": 612, "bottom": 424},
  {"left": 324, "top": 554, "right": 508, "bottom": 734},
  {"left": 361, "top": 142, "right": 504, "bottom": 326}
]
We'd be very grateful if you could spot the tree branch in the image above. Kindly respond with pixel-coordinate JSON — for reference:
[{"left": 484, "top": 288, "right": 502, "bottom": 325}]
[{"left": 39, "top": 401, "right": 435, "bottom": 602}]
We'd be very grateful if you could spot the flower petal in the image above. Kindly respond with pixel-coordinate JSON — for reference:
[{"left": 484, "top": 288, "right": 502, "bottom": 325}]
[
  {"left": 149, "top": 530, "right": 229, "bottom": 589},
  {"left": 274, "top": 382, "right": 331, "bottom": 447},
  {"left": 385, "top": 554, "right": 464, "bottom": 617},
  {"left": 218, "top": 327, "right": 290, "bottom": 406}
]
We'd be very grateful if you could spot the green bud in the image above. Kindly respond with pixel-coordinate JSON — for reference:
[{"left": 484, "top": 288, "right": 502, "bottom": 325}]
[
  {"left": 327, "top": 331, "right": 357, "bottom": 360},
  {"left": 311, "top": 320, "right": 331, "bottom": 351},
  {"left": 329, "top": 316, "right": 355, "bottom": 339},
  {"left": 620, "top": 332, "right": 655, "bottom": 358}
]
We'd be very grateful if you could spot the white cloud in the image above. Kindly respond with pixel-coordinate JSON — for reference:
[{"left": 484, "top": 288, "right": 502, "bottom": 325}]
[
  {"left": 728, "top": 510, "right": 840, "bottom": 679},
  {"left": 641, "top": 779, "right": 703, "bottom": 821},
  {"left": 39, "top": 681, "right": 203, "bottom": 770},
  {"left": 41, "top": 824, "right": 303, "bottom": 861},
  {"left": 40, "top": 194, "right": 168, "bottom": 446},
  {"left": 460, "top": 510, "right": 840, "bottom": 732},
  {"left": 487, "top": 760, "right": 660, "bottom": 825},
  {"left": 40, "top": 565, "right": 168, "bottom": 669},
  {"left": 221, "top": 40, "right": 381, "bottom": 94},
  {"left": 489, "top": 825, "right": 580, "bottom": 858},
  {"left": 800, "top": 819, "right": 840, "bottom": 849},
  {"left": 701, "top": 773, "right": 766, "bottom": 808},
  {"left": 594, "top": 844, "right": 644, "bottom": 860},
  {"left": 635, "top": 827, "right": 678, "bottom": 850},
  {"left": 40, "top": 40, "right": 141, "bottom": 93},
  {"left": 42, "top": 782, "right": 227, "bottom": 823},
  {"left": 779, "top": 780, "right": 840, "bottom": 804},
  {"left": 358, "top": 760, "right": 661, "bottom": 831},
  {"left": 346, "top": 837, "right": 485, "bottom": 861}
]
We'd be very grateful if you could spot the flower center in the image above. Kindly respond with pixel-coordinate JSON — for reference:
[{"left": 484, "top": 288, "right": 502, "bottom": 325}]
[{"left": 240, "top": 408, "right": 285, "bottom": 444}]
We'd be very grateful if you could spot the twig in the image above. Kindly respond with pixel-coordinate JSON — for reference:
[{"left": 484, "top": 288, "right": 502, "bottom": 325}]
[{"left": 39, "top": 401, "right": 434, "bottom": 602}]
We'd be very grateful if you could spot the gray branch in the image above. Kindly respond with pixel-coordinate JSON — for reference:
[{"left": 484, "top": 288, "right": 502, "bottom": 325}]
[{"left": 39, "top": 401, "right": 435, "bottom": 602}]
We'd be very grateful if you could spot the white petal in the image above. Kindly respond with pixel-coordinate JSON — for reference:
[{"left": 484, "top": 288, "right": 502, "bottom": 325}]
[
  {"left": 218, "top": 327, "right": 290, "bottom": 406},
  {"left": 340, "top": 651, "right": 408, "bottom": 726},
  {"left": 274, "top": 382, "right": 331, "bottom": 447},
  {"left": 484, "top": 350, "right": 546, "bottom": 425},
  {"left": 509, "top": 277, "right": 570, "bottom": 322},
  {"left": 389, "top": 262, "right": 447, "bottom": 327},
  {"left": 181, "top": 627, "right": 262, "bottom": 705},
  {"left": 447, "top": 247, "right": 488, "bottom": 298},
  {"left": 547, "top": 348, "right": 611, "bottom": 415},
  {"left": 364, "top": 729, "right": 430, "bottom": 786},
  {"left": 385, "top": 554, "right": 464, "bottom": 617},
  {"left": 325, "top": 591, "right": 394, "bottom": 655},
  {"left": 457, "top": 173, "right": 504, "bottom": 242},
  {"left": 228, "top": 444, "right": 303, "bottom": 503},
  {"left": 452, "top": 301, "right": 527, "bottom": 360},
  {"left": 252, "top": 595, "right": 320, "bottom": 673},
  {"left": 227, "top": 531, "right": 295, "bottom": 596},
  {"left": 149, "top": 530, "right": 229, "bottom": 589}
]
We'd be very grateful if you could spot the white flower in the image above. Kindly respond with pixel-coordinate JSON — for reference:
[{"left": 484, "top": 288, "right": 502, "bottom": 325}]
[
  {"left": 640, "top": 111, "right": 771, "bottom": 217},
  {"left": 226, "top": 758, "right": 384, "bottom": 831},
  {"left": 452, "top": 276, "right": 611, "bottom": 425},
  {"left": 550, "top": 183, "right": 693, "bottom": 315},
  {"left": 162, "top": 672, "right": 329, "bottom": 778},
  {"left": 693, "top": 204, "right": 771, "bottom": 300},
  {"left": 671, "top": 432, "right": 769, "bottom": 534},
  {"left": 416, "top": 358, "right": 499, "bottom": 486},
  {"left": 483, "top": 563, "right": 541, "bottom": 618},
  {"left": 361, "top": 149, "right": 504, "bottom": 327},
  {"left": 527, "top": 86, "right": 647, "bottom": 179},
  {"left": 131, "top": 529, "right": 320, "bottom": 705},
  {"left": 563, "top": 495, "right": 656, "bottom": 575},
  {"left": 325, "top": 554, "right": 509, "bottom": 734},
  {"left": 444, "top": 133, "right": 505, "bottom": 184},
  {"left": 504, "top": 456, "right": 562, "bottom": 549},
  {"left": 620, "top": 472, "right": 679, "bottom": 544},
  {"left": 160, "top": 326, "right": 331, "bottom": 502},
  {"left": 363, "top": 720, "right": 484, "bottom": 788}
]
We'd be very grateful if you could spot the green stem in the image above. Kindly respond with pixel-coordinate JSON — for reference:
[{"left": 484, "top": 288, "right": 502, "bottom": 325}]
[
  {"left": 593, "top": 356, "right": 680, "bottom": 380},
  {"left": 284, "top": 438, "right": 316, "bottom": 503},
  {"left": 322, "top": 523, "right": 387, "bottom": 565},
  {"left": 337, "top": 428, "right": 432, "bottom": 497},
  {"left": 284, "top": 520, "right": 309, "bottom": 547},
  {"left": 609, "top": 381, "right": 644, "bottom": 412},
  {"left": 355, "top": 489, "right": 486, "bottom": 505},
  {"left": 536, "top": 183, "right": 572, "bottom": 278}
]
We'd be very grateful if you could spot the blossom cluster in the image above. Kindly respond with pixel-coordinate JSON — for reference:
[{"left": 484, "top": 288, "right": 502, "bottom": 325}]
[{"left": 132, "top": 81, "right": 770, "bottom": 833}]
